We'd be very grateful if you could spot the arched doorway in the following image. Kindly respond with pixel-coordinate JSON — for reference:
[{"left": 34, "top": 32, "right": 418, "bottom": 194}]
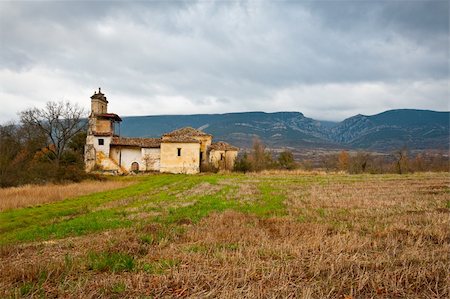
[{"left": 131, "top": 162, "right": 139, "bottom": 172}]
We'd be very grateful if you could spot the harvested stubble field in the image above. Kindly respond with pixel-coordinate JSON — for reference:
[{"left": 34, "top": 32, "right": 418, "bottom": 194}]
[{"left": 0, "top": 172, "right": 449, "bottom": 298}]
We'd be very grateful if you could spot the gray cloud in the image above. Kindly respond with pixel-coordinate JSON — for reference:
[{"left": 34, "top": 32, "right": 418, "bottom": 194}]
[{"left": 0, "top": 0, "right": 448, "bottom": 122}]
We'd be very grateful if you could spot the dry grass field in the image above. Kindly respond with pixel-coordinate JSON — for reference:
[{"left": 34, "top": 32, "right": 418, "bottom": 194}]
[
  {"left": 0, "top": 172, "right": 449, "bottom": 298},
  {"left": 0, "top": 180, "right": 135, "bottom": 211}
]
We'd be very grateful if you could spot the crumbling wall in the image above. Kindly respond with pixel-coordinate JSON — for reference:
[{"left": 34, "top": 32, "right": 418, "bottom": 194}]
[{"left": 160, "top": 142, "right": 200, "bottom": 174}]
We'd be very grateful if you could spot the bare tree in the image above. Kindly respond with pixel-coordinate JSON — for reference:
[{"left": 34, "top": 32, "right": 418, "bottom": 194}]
[
  {"left": 250, "top": 138, "right": 267, "bottom": 172},
  {"left": 394, "top": 148, "right": 409, "bottom": 174},
  {"left": 20, "top": 101, "right": 86, "bottom": 165},
  {"left": 337, "top": 150, "right": 349, "bottom": 171},
  {"left": 349, "top": 152, "right": 371, "bottom": 174}
]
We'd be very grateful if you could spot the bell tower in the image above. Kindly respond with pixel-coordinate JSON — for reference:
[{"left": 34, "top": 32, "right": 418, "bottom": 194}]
[
  {"left": 85, "top": 88, "right": 122, "bottom": 172},
  {"left": 86, "top": 87, "right": 121, "bottom": 136},
  {"left": 90, "top": 87, "right": 108, "bottom": 115}
]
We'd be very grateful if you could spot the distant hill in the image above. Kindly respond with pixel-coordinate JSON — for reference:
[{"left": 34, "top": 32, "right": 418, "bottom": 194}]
[
  {"left": 119, "top": 109, "right": 449, "bottom": 151},
  {"left": 329, "top": 110, "right": 449, "bottom": 151},
  {"left": 120, "top": 112, "right": 337, "bottom": 149}
]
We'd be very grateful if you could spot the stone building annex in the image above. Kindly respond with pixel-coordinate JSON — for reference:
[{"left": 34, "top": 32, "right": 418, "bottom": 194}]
[{"left": 84, "top": 89, "right": 239, "bottom": 174}]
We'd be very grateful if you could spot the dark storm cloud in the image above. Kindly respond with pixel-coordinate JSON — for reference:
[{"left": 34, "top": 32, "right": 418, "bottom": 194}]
[{"left": 0, "top": 0, "right": 448, "bottom": 122}]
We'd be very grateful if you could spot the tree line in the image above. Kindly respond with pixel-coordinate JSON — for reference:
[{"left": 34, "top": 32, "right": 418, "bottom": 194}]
[
  {"left": 234, "top": 138, "right": 297, "bottom": 172},
  {"left": 321, "top": 149, "right": 449, "bottom": 174},
  {"left": 234, "top": 138, "right": 449, "bottom": 174},
  {"left": 0, "top": 101, "right": 89, "bottom": 187}
]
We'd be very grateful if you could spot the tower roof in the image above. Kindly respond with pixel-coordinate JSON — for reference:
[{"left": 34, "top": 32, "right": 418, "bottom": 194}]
[{"left": 90, "top": 87, "right": 108, "bottom": 103}]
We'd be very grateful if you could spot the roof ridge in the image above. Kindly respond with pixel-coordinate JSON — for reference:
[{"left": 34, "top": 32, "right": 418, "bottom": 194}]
[
  {"left": 209, "top": 141, "right": 239, "bottom": 151},
  {"left": 163, "top": 126, "right": 212, "bottom": 137}
]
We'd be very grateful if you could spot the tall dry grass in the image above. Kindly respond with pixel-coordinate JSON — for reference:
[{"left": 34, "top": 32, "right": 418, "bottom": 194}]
[{"left": 0, "top": 180, "right": 133, "bottom": 211}]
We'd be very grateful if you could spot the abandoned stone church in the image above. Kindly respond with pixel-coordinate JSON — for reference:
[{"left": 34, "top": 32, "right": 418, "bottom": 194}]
[{"left": 84, "top": 89, "right": 239, "bottom": 174}]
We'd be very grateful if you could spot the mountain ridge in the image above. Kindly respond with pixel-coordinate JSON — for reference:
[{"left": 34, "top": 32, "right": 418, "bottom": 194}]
[{"left": 118, "top": 109, "right": 449, "bottom": 151}]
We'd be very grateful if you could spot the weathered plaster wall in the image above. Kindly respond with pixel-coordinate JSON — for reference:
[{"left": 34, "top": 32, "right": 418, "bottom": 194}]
[
  {"left": 110, "top": 147, "right": 121, "bottom": 168},
  {"left": 95, "top": 119, "right": 112, "bottom": 134},
  {"left": 87, "top": 135, "right": 112, "bottom": 157},
  {"left": 97, "top": 151, "right": 122, "bottom": 173},
  {"left": 142, "top": 148, "right": 160, "bottom": 171},
  {"left": 225, "top": 151, "right": 238, "bottom": 170},
  {"left": 196, "top": 136, "right": 212, "bottom": 163},
  {"left": 91, "top": 99, "right": 107, "bottom": 114},
  {"left": 160, "top": 142, "right": 200, "bottom": 174},
  {"left": 110, "top": 147, "right": 161, "bottom": 172},
  {"left": 110, "top": 146, "right": 141, "bottom": 171},
  {"left": 84, "top": 144, "right": 96, "bottom": 172},
  {"left": 96, "top": 136, "right": 112, "bottom": 157},
  {"left": 210, "top": 150, "right": 238, "bottom": 170},
  {"left": 87, "top": 117, "right": 96, "bottom": 135}
]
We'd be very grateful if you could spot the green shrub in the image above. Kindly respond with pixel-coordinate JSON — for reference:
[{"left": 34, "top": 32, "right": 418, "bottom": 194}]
[{"left": 234, "top": 153, "right": 251, "bottom": 172}]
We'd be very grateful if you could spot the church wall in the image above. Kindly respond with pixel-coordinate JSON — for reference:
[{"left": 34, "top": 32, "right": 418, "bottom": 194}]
[
  {"left": 91, "top": 99, "right": 107, "bottom": 114},
  {"left": 87, "top": 135, "right": 112, "bottom": 157},
  {"left": 225, "top": 150, "right": 238, "bottom": 170},
  {"left": 142, "top": 148, "right": 160, "bottom": 171},
  {"left": 195, "top": 136, "right": 212, "bottom": 163},
  {"left": 209, "top": 150, "right": 238, "bottom": 170},
  {"left": 84, "top": 144, "right": 96, "bottom": 172},
  {"left": 97, "top": 152, "right": 121, "bottom": 173},
  {"left": 110, "top": 147, "right": 161, "bottom": 172},
  {"left": 110, "top": 146, "right": 142, "bottom": 172},
  {"left": 95, "top": 119, "right": 112, "bottom": 134},
  {"left": 87, "top": 117, "right": 96, "bottom": 135},
  {"left": 160, "top": 142, "right": 200, "bottom": 174}
]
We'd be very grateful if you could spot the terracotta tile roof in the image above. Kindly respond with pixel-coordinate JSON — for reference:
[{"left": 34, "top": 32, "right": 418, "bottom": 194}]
[
  {"left": 163, "top": 127, "right": 212, "bottom": 138},
  {"left": 161, "top": 137, "right": 201, "bottom": 143},
  {"left": 97, "top": 113, "right": 122, "bottom": 121},
  {"left": 111, "top": 137, "right": 161, "bottom": 148},
  {"left": 209, "top": 141, "right": 239, "bottom": 151}
]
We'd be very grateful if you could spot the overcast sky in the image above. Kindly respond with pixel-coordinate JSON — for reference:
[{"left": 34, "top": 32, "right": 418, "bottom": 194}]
[{"left": 0, "top": 0, "right": 448, "bottom": 122}]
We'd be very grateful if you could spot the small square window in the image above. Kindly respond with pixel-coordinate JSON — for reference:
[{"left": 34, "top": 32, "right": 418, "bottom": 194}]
[
  {"left": 177, "top": 148, "right": 181, "bottom": 156},
  {"left": 98, "top": 139, "right": 104, "bottom": 145}
]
